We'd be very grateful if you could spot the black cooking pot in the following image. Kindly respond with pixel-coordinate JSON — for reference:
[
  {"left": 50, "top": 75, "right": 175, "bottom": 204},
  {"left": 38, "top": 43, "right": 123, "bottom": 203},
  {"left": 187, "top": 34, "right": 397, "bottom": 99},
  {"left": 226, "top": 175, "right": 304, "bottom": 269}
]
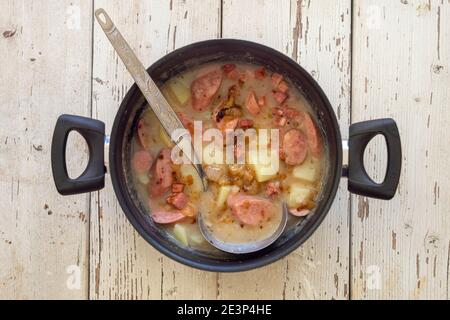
[{"left": 51, "top": 39, "right": 401, "bottom": 272}]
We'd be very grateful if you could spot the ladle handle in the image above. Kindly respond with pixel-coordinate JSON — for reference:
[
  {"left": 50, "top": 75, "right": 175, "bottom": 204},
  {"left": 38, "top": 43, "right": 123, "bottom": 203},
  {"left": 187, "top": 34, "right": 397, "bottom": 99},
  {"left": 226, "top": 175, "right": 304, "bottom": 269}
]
[
  {"left": 94, "top": 8, "right": 184, "bottom": 138},
  {"left": 94, "top": 8, "right": 207, "bottom": 190}
]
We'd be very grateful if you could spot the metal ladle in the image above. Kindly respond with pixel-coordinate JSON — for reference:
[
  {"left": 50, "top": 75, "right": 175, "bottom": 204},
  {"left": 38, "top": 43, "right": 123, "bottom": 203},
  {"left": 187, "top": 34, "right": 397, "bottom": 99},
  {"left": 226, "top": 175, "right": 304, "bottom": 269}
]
[{"left": 95, "top": 8, "right": 288, "bottom": 254}]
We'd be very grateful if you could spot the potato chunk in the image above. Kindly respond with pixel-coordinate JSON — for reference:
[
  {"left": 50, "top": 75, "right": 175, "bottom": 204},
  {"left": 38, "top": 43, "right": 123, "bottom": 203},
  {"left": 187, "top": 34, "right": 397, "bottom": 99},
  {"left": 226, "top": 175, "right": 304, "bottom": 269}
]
[
  {"left": 216, "top": 185, "right": 239, "bottom": 209},
  {"left": 163, "top": 79, "right": 191, "bottom": 107},
  {"left": 136, "top": 172, "right": 150, "bottom": 185},
  {"left": 286, "top": 184, "right": 313, "bottom": 208},
  {"left": 292, "top": 157, "right": 317, "bottom": 183},
  {"left": 252, "top": 163, "right": 278, "bottom": 183},
  {"left": 248, "top": 137, "right": 279, "bottom": 182},
  {"left": 216, "top": 186, "right": 232, "bottom": 209},
  {"left": 180, "top": 164, "right": 203, "bottom": 194},
  {"left": 189, "top": 231, "right": 205, "bottom": 246}
]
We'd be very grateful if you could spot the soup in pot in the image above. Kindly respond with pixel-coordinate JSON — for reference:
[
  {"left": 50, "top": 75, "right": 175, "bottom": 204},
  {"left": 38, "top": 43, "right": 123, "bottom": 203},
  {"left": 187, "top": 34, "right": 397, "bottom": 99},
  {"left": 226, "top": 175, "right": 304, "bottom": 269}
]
[{"left": 130, "top": 62, "right": 326, "bottom": 251}]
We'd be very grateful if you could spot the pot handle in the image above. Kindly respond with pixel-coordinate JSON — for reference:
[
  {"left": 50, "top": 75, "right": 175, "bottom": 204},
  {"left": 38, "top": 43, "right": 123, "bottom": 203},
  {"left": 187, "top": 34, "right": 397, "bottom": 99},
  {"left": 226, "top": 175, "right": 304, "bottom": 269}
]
[
  {"left": 51, "top": 114, "right": 106, "bottom": 195},
  {"left": 348, "top": 118, "right": 401, "bottom": 200}
]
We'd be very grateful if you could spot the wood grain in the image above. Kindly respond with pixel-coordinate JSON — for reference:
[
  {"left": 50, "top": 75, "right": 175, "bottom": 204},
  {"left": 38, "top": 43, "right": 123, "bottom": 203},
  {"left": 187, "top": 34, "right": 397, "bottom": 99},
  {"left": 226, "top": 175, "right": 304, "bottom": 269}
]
[
  {"left": 219, "top": 0, "right": 352, "bottom": 299},
  {"left": 1, "top": 0, "right": 449, "bottom": 300},
  {"left": 351, "top": 0, "right": 450, "bottom": 299},
  {"left": 0, "top": 0, "right": 93, "bottom": 299},
  {"left": 89, "top": 0, "right": 221, "bottom": 300}
]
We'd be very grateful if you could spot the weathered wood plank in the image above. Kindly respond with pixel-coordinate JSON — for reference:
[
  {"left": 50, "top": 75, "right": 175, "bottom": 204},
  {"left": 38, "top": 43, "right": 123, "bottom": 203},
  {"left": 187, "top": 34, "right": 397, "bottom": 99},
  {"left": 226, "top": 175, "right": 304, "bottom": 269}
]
[
  {"left": 0, "top": 0, "right": 93, "bottom": 299},
  {"left": 219, "top": 0, "right": 352, "bottom": 299},
  {"left": 90, "top": 0, "right": 221, "bottom": 300},
  {"left": 351, "top": 0, "right": 450, "bottom": 299}
]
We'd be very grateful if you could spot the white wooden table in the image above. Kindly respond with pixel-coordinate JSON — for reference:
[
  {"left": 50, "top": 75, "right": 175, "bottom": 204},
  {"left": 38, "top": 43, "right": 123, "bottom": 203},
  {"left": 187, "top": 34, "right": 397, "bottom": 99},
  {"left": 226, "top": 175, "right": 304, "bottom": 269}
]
[{"left": 1, "top": 0, "right": 449, "bottom": 300}]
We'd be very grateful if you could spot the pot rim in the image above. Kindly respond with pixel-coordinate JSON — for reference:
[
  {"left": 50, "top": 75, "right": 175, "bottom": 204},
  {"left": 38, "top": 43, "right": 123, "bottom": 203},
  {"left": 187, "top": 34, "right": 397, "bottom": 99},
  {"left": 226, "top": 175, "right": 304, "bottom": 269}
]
[{"left": 109, "top": 39, "right": 343, "bottom": 272}]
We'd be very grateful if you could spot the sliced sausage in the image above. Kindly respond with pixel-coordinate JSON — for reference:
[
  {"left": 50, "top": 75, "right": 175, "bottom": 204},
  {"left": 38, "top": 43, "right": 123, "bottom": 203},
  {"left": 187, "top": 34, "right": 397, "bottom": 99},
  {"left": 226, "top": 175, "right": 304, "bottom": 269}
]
[
  {"left": 223, "top": 64, "right": 239, "bottom": 80},
  {"left": 212, "top": 101, "right": 227, "bottom": 123},
  {"left": 132, "top": 150, "right": 153, "bottom": 173},
  {"left": 171, "top": 183, "right": 185, "bottom": 193},
  {"left": 151, "top": 210, "right": 186, "bottom": 224},
  {"left": 282, "top": 129, "right": 308, "bottom": 165},
  {"left": 246, "top": 90, "right": 261, "bottom": 115},
  {"left": 180, "top": 202, "right": 198, "bottom": 218},
  {"left": 282, "top": 106, "right": 301, "bottom": 119},
  {"left": 238, "top": 118, "right": 254, "bottom": 129},
  {"left": 217, "top": 117, "right": 239, "bottom": 133},
  {"left": 167, "top": 192, "right": 188, "bottom": 210},
  {"left": 227, "top": 194, "right": 275, "bottom": 226},
  {"left": 204, "top": 165, "right": 227, "bottom": 183},
  {"left": 191, "top": 69, "right": 223, "bottom": 111},
  {"left": 149, "top": 149, "right": 174, "bottom": 197},
  {"left": 271, "top": 73, "right": 283, "bottom": 87},
  {"left": 255, "top": 67, "right": 266, "bottom": 80},
  {"left": 239, "top": 70, "right": 254, "bottom": 83},
  {"left": 265, "top": 181, "right": 281, "bottom": 198},
  {"left": 302, "top": 112, "right": 322, "bottom": 157},
  {"left": 273, "top": 116, "right": 287, "bottom": 127},
  {"left": 273, "top": 91, "right": 288, "bottom": 104},
  {"left": 271, "top": 72, "right": 289, "bottom": 93},
  {"left": 278, "top": 81, "right": 289, "bottom": 93},
  {"left": 137, "top": 119, "right": 151, "bottom": 149}
]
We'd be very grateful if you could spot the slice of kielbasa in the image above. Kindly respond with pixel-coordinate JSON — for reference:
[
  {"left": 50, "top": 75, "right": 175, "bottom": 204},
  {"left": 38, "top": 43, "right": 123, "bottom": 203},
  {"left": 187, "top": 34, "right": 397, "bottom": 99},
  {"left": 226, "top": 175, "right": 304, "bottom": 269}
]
[
  {"left": 271, "top": 73, "right": 283, "bottom": 87},
  {"left": 227, "top": 194, "right": 275, "bottom": 226},
  {"left": 132, "top": 150, "right": 153, "bottom": 173},
  {"left": 191, "top": 68, "right": 223, "bottom": 111},
  {"left": 278, "top": 81, "right": 289, "bottom": 93},
  {"left": 167, "top": 192, "right": 189, "bottom": 210},
  {"left": 246, "top": 90, "right": 261, "bottom": 115},
  {"left": 282, "top": 129, "right": 308, "bottom": 166},
  {"left": 282, "top": 106, "right": 301, "bottom": 119},
  {"left": 149, "top": 149, "right": 174, "bottom": 197},
  {"left": 302, "top": 112, "right": 322, "bottom": 157},
  {"left": 265, "top": 181, "right": 280, "bottom": 198},
  {"left": 151, "top": 210, "right": 187, "bottom": 224},
  {"left": 255, "top": 67, "right": 266, "bottom": 80},
  {"left": 238, "top": 118, "right": 254, "bottom": 129},
  {"left": 289, "top": 208, "right": 311, "bottom": 217},
  {"left": 222, "top": 63, "right": 236, "bottom": 74},
  {"left": 273, "top": 91, "right": 288, "bottom": 104},
  {"left": 223, "top": 64, "right": 239, "bottom": 80}
]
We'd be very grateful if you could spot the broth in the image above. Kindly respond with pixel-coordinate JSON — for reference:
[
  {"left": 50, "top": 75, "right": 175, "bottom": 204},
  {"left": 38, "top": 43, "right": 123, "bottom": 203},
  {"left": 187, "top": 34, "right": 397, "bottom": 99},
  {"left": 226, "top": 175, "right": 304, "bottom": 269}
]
[{"left": 130, "top": 62, "right": 326, "bottom": 251}]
